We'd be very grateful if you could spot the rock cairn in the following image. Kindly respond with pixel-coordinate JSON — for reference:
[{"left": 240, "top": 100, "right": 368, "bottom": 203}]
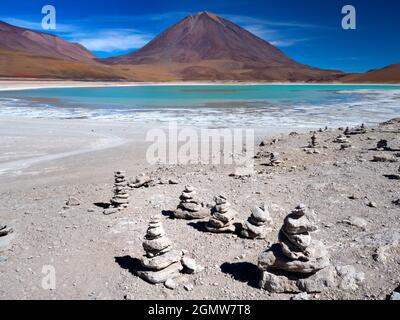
[
  {"left": 308, "top": 133, "right": 318, "bottom": 148},
  {"left": 266, "top": 153, "right": 282, "bottom": 166},
  {"left": 105, "top": 171, "right": 129, "bottom": 214},
  {"left": 258, "top": 204, "right": 331, "bottom": 293},
  {"left": 241, "top": 204, "right": 272, "bottom": 239},
  {"left": 173, "top": 185, "right": 209, "bottom": 220},
  {"left": 206, "top": 195, "right": 237, "bottom": 233},
  {"left": 137, "top": 216, "right": 202, "bottom": 285}
]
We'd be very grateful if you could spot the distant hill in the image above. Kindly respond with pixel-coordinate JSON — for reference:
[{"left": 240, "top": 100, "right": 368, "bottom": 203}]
[
  {"left": 102, "top": 11, "right": 343, "bottom": 82},
  {"left": 0, "top": 49, "right": 124, "bottom": 80},
  {"left": 340, "top": 64, "right": 400, "bottom": 83},
  {"left": 0, "top": 21, "right": 96, "bottom": 63}
]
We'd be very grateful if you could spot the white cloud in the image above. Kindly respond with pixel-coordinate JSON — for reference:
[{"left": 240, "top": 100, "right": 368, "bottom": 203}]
[{"left": 76, "top": 30, "right": 153, "bottom": 52}]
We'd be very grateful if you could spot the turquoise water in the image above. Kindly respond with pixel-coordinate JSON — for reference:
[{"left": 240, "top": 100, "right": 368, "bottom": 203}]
[{"left": 0, "top": 84, "right": 399, "bottom": 128}]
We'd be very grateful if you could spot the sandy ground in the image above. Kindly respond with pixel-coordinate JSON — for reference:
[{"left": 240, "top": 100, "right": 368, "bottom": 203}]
[{"left": 0, "top": 113, "right": 399, "bottom": 300}]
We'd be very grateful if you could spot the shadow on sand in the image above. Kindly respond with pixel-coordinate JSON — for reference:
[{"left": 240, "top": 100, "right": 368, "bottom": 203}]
[
  {"left": 220, "top": 262, "right": 260, "bottom": 288},
  {"left": 114, "top": 256, "right": 145, "bottom": 275}
]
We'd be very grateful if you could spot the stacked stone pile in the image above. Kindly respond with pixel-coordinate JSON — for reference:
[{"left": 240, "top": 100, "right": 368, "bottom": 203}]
[
  {"left": 241, "top": 204, "right": 272, "bottom": 239},
  {"left": 173, "top": 185, "right": 209, "bottom": 220},
  {"left": 206, "top": 195, "right": 238, "bottom": 233},
  {"left": 258, "top": 204, "right": 332, "bottom": 293}
]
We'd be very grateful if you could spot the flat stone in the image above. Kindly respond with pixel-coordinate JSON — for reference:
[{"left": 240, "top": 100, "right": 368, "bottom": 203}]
[
  {"left": 335, "top": 265, "right": 365, "bottom": 291},
  {"left": 179, "top": 202, "right": 202, "bottom": 212},
  {"left": 207, "top": 217, "right": 226, "bottom": 228},
  {"left": 0, "top": 231, "right": 15, "bottom": 252},
  {"left": 146, "top": 226, "right": 166, "bottom": 239},
  {"left": 284, "top": 213, "right": 317, "bottom": 234},
  {"left": 180, "top": 192, "right": 194, "bottom": 200},
  {"left": 340, "top": 217, "right": 368, "bottom": 231},
  {"left": 214, "top": 203, "right": 231, "bottom": 213},
  {"left": 182, "top": 257, "right": 202, "bottom": 274},
  {"left": 137, "top": 262, "right": 183, "bottom": 284},
  {"left": 372, "top": 155, "right": 397, "bottom": 163},
  {"left": 184, "top": 185, "right": 195, "bottom": 192},
  {"left": 259, "top": 271, "right": 299, "bottom": 293},
  {"left": 66, "top": 197, "right": 80, "bottom": 206},
  {"left": 141, "top": 249, "right": 183, "bottom": 270},
  {"left": 206, "top": 223, "right": 236, "bottom": 233},
  {"left": 164, "top": 278, "right": 178, "bottom": 290},
  {"left": 143, "top": 236, "right": 172, "bottom": 255},
  {"left": 173, "top": 208, "right": 209, "bottom": 220},
  {"left": 169, "top": 179, "right": 179, "bottom": 185},
  {"left": 258, "top": 244, "right": 330, "bottom": 274},
  {"left": 297, "top": 266, "right": 337, "bottom": 293},
  {"left": 212, "top": 209, "right": 237, "bottom": 223},
  {"left": 214, "top": 195, "right": 227, "bottom": 205},
  {"left": 281, "top": 230, "right": 312, "bottom": 251},
  {"left": 103, "top": 208, "right": 118, "bottom": 215},
  {"left": 242, "top": 220, "right": 268, "bottom": 239},
  {"left": 250, "top": 206, "right": 269, "bottom": 223}
]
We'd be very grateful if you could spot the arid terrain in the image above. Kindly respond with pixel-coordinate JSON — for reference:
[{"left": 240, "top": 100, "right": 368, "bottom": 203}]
[{"left": 0, "top": 117, "right": 399, "bottom": 300}]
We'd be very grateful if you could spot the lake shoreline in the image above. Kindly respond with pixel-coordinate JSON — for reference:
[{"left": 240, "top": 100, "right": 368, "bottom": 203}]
[{"left": 1, "top": 79, "right": 400, "bottom": 92}]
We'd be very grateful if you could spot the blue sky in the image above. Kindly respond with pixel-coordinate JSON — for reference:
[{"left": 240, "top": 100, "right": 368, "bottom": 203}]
[{"left": 1, "top": 0, "right": 399, "bottom": 72}]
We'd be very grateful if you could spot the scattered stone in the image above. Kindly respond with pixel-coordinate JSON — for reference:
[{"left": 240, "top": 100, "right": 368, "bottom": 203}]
[
  {"left": 0, "top": 224, "right": 13, "bottom": 237},
  {"left": 340, "top": 143, "right": 352, "bottom": 150},
  {"left": 184, "top": 284, "right": 194, "bottom": 291},
  {"left": 164, "top": 278, "right": 178, "bottom": 290},
  {"left": 105, "top": 171, "right": 129, "bottom": 214},
  {"left": 333, "top": 135, "right": 349, "bottom": 144},
  {"left": 291, "top": 292, "right": 310, "bottom": 300},
  {"left": 0, "top": 224, "right": 15, "bottom": 252},
  {"left": 340, "top": 217, "right": 368, "bottom": 231},
  {"left": 376, "top": 139, "right": 388, "bottom": 150},
  {"left": 335, "top": 265, "right": 365, "bottom": 291},
  {"left": 372, "top": 155, "right": 398, "bottom": 163},
  {"left": 392, "top": 199, "right": 400, "bottom": 206},
  {"left": 129, "top": 173, "right": 154, "bottom": 188},
  {"left": 66, "top": 197, "right": 80, "bottom": 207},
  {"left": 206, "top": 195, "right": 238, "bottom": 233},
  {"left": 241, "top": 204, "right": 272, "bottom": 239},
  {"left": 182, "top": 257, "right": 203, "bottom": 274},
  {"left": 258, "top": 204, "right": 331, "bottom": 293},
  {"left": 367, "top": 201, "right": 377, "bottom": 208},
  {"left": 168, "top": 179, "right": 179, "bottom": 185},
  {"left": 173, "top": 185, "right": 209, "bottom": 220}
]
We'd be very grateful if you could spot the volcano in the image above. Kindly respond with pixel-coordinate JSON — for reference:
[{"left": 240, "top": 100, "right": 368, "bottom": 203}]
[{"left": 104, "top": 11, "right": 343, "bottom": 81}]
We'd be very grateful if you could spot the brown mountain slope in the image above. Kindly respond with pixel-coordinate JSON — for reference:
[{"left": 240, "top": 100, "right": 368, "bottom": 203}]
[
  {"left": 0, "top": 21, "right": 96, "bottom": 63},
  {"left": 103, "top": 11, "right": 343, "bottom": 82},
  {"left": 340, "top": 64, "right": 400, "bottom": 83},
  {"left": 0, "top": 49, "right": 124, "bottom": 80}
]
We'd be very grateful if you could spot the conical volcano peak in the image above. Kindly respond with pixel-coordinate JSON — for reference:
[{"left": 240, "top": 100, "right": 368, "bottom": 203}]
[
  {"left": 188, "top": 11, "right": 225, "bottom": 26},
  {"left": 103, "top": 12, "right": 343, "bottom": 81}
]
